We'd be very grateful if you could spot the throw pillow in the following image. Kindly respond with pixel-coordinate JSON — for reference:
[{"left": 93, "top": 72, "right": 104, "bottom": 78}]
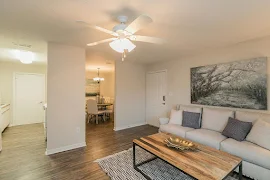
[
  {"left": 222, "top": 117, "right": 252, "bottom": 141},
  {"left": 169, "top": 109, "right": 183, "bottom": 125},
  {"left": 246, "top": 119, "right": 270, "bottom": 151},
  {"left": 182, "top": 111, "right": 201, "bottom": 129}
]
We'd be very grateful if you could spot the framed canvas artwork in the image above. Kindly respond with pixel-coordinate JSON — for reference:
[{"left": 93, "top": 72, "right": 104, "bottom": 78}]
[
  {"left": 190, "top": 57, "right": 267, "bottom": 110},
  {"left": 85, "top": 79, "right": 100, "bottom": 97}
]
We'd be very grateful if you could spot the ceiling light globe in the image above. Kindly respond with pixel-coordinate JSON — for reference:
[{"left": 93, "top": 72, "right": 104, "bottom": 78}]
[{"left": 109, "top": 38, "right": 136, "bottom": 53}]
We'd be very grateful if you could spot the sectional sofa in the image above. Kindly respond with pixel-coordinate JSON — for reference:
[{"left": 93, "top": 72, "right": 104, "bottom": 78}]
[{"left": 159, "top": 105, "right": 270, "bottom": 180}]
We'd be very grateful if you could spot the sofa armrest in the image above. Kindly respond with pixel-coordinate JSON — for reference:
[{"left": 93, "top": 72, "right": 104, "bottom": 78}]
[{"left": 159, "top": 117, "right": 169, "bottom": 125}]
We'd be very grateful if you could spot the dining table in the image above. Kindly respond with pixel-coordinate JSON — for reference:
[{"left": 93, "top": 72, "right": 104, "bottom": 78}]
[{"left": 97, "top": 103, "right": 113, "bottom": 110}]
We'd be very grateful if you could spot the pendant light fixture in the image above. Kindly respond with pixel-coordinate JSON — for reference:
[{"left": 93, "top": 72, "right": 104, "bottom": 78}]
[{"left": 93, "top": 68, "right": 104, "bottom": 83}]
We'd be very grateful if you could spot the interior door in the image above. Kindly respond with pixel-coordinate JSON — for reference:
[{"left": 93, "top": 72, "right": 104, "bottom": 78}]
[
  {"left": 146, "top": 71, "right": 167, "bottom": 127},
  {"left": 14, "top": 73, "right": 45, "bottom": 126}
]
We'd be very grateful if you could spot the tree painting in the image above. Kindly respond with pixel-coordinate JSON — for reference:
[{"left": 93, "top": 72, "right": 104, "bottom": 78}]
[{"left": 191, "top": 57, "right": 267, "bottom": 110}]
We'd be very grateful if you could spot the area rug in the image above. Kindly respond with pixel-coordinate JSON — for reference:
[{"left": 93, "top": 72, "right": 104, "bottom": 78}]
[{"left": 95, "top": 147, "right": 237, "bottom": 180}]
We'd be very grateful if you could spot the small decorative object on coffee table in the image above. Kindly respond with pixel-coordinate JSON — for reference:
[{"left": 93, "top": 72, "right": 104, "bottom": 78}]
[
  {"left": 165, "top": 136, "right": 197, "bottom": 151},
  {"left": 133, "top": 133, "right": 243, "bottom": 180}
]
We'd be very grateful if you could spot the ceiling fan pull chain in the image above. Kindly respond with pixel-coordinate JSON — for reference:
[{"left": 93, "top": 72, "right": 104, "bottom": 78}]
[
  {"left": 122, "top": 52, "right": 125, "bottom": 61},
  {"left": 122, "top": 49, "right": 128, "bottom": 61}
]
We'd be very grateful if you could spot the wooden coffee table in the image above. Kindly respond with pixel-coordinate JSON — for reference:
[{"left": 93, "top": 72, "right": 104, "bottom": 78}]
[{"left": 133, "top": 133, "right": 242, "bottom": 180}]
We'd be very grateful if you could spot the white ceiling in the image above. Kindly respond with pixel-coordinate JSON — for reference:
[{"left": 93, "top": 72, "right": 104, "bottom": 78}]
[{"left": 1, "top": 0, "right": 270, "bottom": 65}]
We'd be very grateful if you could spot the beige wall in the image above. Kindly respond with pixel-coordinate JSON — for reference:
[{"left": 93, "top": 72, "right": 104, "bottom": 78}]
[
  {"left": 85, "top": 70, "right": 115, "bottom": 98},
  {"left": 0, "top": 61, "right": 47, "bottom": 124},
  {"left": 147, "top": 36, "right": 270, "bottom": 125},
  {"left": 114, "top": 61, "right": 146, "bottom": 130},
  {"left": 46, "top": 43, "right": 85, "bottom": 154}
]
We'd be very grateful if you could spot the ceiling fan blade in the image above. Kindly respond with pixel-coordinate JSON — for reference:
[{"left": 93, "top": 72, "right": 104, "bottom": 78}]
[
  {"left": 76, "top": 20, "right": 118, "bottom": 36},
  {"left": 125, "top": 15, "right": 153, "bottom": 34},
  {"left": 87, "top": 38, "right": 117, "bottom": 46},
  {"left": 130, "top": 35, "right": 164, "bottom": 44}
]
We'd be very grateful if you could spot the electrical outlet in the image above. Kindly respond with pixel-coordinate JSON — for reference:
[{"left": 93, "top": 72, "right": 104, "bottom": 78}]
[{"left": 76, "top": 127, "right": 80, "bottom": 133}]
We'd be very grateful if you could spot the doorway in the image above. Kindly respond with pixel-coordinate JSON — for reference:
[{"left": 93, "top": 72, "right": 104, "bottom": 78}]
[
  {"left": 13, "top": 73, "right": 46, "bottom": 126},
  {"left": 146, "top": 70, "right": 167, "bottom": 127}
]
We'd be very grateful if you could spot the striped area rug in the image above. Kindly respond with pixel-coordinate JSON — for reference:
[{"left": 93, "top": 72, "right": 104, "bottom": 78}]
[{"left": 95, "top": 147, "right": 237, "bottom": 180}]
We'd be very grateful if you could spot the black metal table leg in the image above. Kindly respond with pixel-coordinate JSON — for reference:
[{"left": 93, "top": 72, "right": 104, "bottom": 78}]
[
  {"left": 239, "top": 162, "right": 242, "bottom": 180},
  {"left": 133, "top": 142, "right": 157, "bottom": 180},
  {"left": 133, "top": 142, "right": 136, "bottom": 168}
]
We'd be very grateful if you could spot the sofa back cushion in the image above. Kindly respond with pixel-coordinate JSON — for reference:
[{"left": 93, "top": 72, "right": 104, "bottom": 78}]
[
  {"left": 260, "top": 115, "right": 270, "bottom": 124},
  {"left": 169, "top": 109, "right": 183, "bottom": 125},
  {"left": 246, "top": 119, "right": 270, "bottom": 151},
  {"left": 180, "top": 105, "right": 202, "bottom": 114},
  {"left": 202, "top": 108, "right": 234, "bottom": 132},
  {"left": 236, "top": 111, "right": 270, "bottom": 124}
]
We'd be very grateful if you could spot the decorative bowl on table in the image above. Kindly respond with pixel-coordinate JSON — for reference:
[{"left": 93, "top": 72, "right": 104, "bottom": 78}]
[{"left": 164, "top": 136, "right": 197, "bottom": 151}]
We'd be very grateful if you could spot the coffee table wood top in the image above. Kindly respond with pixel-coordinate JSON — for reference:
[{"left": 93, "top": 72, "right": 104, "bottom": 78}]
[{"left": 133, "top": 133, "right": 242, "bottom": 180}]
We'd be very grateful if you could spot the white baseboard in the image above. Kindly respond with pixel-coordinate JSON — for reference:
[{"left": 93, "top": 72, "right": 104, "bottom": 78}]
[
  {"left": 114, "top": 122, "right": 146, "bottom": 131},
  {"left": 45, "top": 142, "right": 86, "bottom": 155}
]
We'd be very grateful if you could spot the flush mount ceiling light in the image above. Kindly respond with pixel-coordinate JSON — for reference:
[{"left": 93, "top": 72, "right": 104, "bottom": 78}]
[
  {"left": 77, "top": 14, "right": 164, "bottom": 61},
  {"left": 14, "top": 50, "right": 34, "bottom": 64},
  {"left": 93, "top": 68, "right": 104, "bottom": 83}
]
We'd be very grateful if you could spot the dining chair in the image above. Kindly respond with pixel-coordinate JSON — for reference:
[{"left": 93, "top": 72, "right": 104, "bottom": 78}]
[
  {"left": 86, "top": 99, "right": 105, "bottom": 124},
  {"left": 104, "top": 104, "right": 114, "bottom": 121},
  {"left": 110, "top": 98, "right": 115, "bottom": 104},
  {"left": 103, "top": 97, "right": 111, "bottom": 103}
]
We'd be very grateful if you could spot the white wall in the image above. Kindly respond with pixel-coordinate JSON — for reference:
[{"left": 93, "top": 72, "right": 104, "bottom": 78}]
[
  {"left": 85, "top": 70, "right": 115, "bottom": 98},
  {"left": 46, "top": 43, "right": 85, "bottom": 155},
  {"left": 114, "top": 61, "right": 146, "bottom": 130},
  {"left": 147, "top": 36, "right": 270, "bottom": 123},
  {"left": 0, "top": 61, "right": 47, "bottom": 124}
]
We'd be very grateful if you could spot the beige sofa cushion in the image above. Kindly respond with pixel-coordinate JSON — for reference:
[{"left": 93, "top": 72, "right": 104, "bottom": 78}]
[
  {"left": 159, "top": 124, "right": 194, "bottom": 138},
  {"left": 246, "top": 120, "right": 270, "bottom": 151},
  {"left": 180, "top": 105, "right": 202, "bottom": 113},
  {"left": 201, "top": 108, "right": 234, "bottom": 132},
  {"left": 186, "top": 129, "right": 227, "bottom": 149},
  {"left": 221, "top": 138, "right": 270, "bottom": 170},
  {"left": 236, "top": 111, "right": 270, "bottom": 124},
  {"left": 169, "top": 109, "right": 183, "bottom": 125}
]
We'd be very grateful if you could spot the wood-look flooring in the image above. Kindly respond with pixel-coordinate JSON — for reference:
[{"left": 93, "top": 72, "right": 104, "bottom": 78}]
[
  {"left": 0, "top": 121, "right": 250, "bottom": 180},
  {"left": 0, "top": 121, "right": 158, "bottom": 180}
]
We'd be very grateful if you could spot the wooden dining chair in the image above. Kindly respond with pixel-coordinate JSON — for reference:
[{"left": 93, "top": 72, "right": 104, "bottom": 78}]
[{"left": 86, "top": 99, "right": 105, "bottom": 124}]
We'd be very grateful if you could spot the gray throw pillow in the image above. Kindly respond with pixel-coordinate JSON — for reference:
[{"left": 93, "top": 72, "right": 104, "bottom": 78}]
[
  {"left": 222, "top": 117, "right": 252, "bottom": 141},
  {"left": 182, "top": 111, "right": 201, "bottom": 129}
]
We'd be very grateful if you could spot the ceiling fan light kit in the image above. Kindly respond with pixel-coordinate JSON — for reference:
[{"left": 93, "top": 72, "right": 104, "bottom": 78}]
[
  {"left": 109, "top": 38, "right": 136, "bottom": 53},
  {"left": 78, "top": 14, "right": 164, "bottom": 61}
]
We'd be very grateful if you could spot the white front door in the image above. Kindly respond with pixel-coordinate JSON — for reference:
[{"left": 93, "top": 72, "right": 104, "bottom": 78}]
[
  {"left": 146, "top": 71, "right": 167, "bottom": 127},
  {"left": 14, "top": 73, "right": 45, "bottom": 126}
]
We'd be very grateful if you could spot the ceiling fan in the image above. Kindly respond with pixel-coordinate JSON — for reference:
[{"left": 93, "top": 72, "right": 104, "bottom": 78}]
[{"left": 77, "top": 15, "right": 164, "bottom": 61}]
